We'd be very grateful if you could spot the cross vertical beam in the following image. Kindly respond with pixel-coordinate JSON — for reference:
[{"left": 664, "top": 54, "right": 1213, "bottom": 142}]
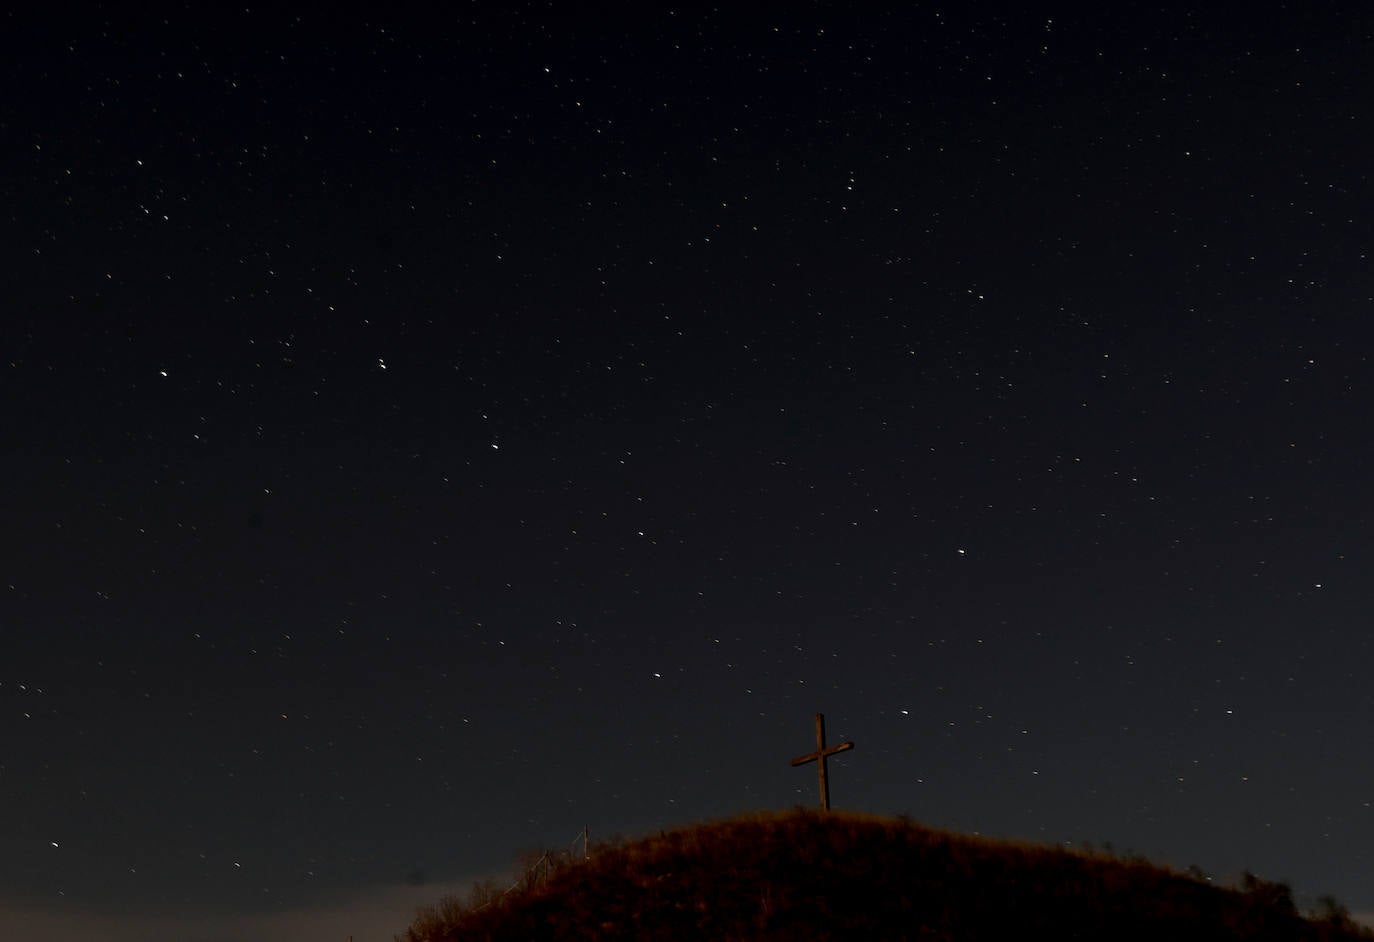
[{"left": 790, "top": 712, "right": 854, "bottom": 810}]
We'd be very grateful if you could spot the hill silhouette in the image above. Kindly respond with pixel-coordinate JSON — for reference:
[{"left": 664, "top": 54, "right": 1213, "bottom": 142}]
[{"left": 399, "top": 809, "right": 1371, "bottom": 941}]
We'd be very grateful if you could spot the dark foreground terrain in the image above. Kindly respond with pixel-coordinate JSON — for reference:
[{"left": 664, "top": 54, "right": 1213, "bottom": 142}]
[{"left": 399, "top": 809, "right": 1371, "bottom": 941}]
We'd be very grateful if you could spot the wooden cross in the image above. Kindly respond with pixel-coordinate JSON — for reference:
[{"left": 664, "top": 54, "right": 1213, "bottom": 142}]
[{"left": 790, "top": 712, "right": 854, "bottom": 810}]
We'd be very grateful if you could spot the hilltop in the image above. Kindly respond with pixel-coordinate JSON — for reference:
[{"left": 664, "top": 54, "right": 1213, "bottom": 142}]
[{"left": 399, "top": 809, "right": 1371, "bottom": 941}]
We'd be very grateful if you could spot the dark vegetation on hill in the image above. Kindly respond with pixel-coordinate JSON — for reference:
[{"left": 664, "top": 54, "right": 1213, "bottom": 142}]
[{"left": 399, "top": 809, "right": 1371, "bottom": 941}]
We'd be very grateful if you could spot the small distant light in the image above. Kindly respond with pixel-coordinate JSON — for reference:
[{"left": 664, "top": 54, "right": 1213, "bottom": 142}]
[{"left": 51, "top": 841, "right": 59, "bottom": 848}]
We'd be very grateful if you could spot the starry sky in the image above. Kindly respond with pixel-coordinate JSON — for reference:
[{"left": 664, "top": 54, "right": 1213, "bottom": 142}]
[{"left": 5, "top": 4, "right": 1374, "bottom": 940}]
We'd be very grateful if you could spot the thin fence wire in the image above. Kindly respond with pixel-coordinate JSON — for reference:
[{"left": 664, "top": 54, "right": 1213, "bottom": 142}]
[{"left": 474, "top": 825, "right": 590, "bottom": 912}]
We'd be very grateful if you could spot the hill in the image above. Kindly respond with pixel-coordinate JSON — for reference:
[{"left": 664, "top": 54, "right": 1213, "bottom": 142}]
[{"left": 398, "top": 809, "right": 1371, "bottom": 941}]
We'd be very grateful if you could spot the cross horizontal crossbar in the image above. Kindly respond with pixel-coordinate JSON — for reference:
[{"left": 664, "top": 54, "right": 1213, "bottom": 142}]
[{"left": 791, "top": 740, "right": 853, "bottom": 766}]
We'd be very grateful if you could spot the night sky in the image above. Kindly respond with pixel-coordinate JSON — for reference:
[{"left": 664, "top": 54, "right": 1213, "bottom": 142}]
[{"left": 5, "top": 4, "right": 1374, "bottom": 940}]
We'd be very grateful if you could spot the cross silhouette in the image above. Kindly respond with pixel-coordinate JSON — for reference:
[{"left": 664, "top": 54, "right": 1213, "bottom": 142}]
[{"left": 790, "top": 712, "right": 854, "bottom": 810}]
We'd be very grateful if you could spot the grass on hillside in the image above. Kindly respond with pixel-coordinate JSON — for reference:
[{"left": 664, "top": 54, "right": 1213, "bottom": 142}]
[{"left": 399, "top": 809, "right": 1371, "bottom": 941}]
